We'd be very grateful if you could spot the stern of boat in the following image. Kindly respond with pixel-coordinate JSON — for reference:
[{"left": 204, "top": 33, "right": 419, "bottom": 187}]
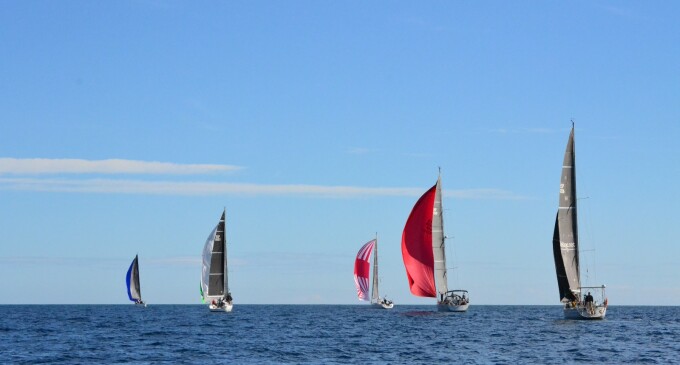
[
  {"left": 437, "top": 290, "right": 470, "bottom": 312},
  {"left": 563, "top": 303, "right": 607, "bottom": 320}
]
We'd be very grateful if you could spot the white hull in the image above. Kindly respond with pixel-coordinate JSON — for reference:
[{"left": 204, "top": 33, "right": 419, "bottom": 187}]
[
  {"left": 437, "top": 302, "right": 469, "bottom": 312},
  {"left": 372, "top": 302, "right": 394, "bottom": 309},
  {"left": 564, "top": 304, "right": 607, "bottom": 320},
  {"left": 209, "top": 302, "right": 233, "bottom": 312},
  {"left": 134, "top": 302, "right": 147, "bottom": 308}
]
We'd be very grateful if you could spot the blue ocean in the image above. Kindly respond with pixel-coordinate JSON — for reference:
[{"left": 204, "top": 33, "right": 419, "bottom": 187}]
[{"left": 1, "top": 305, "right": 678, "bottom": 364}]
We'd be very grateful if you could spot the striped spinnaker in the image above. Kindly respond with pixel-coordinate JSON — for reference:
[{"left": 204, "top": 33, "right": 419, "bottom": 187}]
[{"left": 354, "top": 239, "right": 376, "bottom": 301}]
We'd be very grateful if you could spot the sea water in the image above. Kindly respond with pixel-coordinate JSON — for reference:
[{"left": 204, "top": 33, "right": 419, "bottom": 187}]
[{"left": 1, "top": 305, "right": 678, "bottom": 364}]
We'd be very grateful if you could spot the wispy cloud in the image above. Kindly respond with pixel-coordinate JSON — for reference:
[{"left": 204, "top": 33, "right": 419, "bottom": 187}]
[
  {"left": 486, "top": 127, "right": 561, "bottom": 134},
  {"left": 346, "top": 147, "right": 371, "bottom": 155},
  {"left": 0, "top": 177, "right": 526, "bottom": 200},
  {"left": 0, "top": 255, "right": 244, "bottom": 268},
  {"left": 0, "top": 158, "right": 241, "bottom": 175}
]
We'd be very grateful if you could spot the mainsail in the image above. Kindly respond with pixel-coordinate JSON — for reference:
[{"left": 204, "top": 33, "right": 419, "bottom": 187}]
[
  {"left": 432, "top": 176, "right": 449, "bottom": 296},
  {"left": 401, "top": 183, "right": 437, "bottom": 297},
  {"left": 553, "top": 127, "right": 580, "bottom": 302},
  {"left": 354, "top": 239, "right": 376, "bottom": 301},
  {"left": 125, "top": 255, "right": 142, "bottom": 303},
  {"left": 201, "top": 210, "right": 227, "bottom": 300},
  {"left": 371, "top": 236, "right": 380, "bottom": 303}
]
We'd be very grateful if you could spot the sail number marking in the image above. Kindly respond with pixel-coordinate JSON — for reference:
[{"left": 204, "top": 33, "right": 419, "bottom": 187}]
[{"left": 560, "top": 241, "right": 575, "bottom": 249}]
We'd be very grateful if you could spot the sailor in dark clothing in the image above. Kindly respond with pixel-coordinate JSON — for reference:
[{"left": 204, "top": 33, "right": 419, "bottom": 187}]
[{"left": 584, "top": 292, "right": 594, "bottom": 314}]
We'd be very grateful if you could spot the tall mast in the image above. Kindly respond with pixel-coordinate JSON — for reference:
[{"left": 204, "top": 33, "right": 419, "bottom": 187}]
[
  {"left": 223, "top": 208, "right": 229, "bottom": 296},
  {"left": 571, "top": 125, "right": 580, "bottom": 290}
]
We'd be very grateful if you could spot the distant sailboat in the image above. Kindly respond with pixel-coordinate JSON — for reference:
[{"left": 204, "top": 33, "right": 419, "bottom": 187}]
[
  {"left": 201, "top": 209, "right": 233, "bottom": 312},
  {"left": 402, "top": 171, "right": 469, "bottom": 312},
  {"left": 353, "top": 235, "right": 394, "bottom": 309},
  {"left": 125, "top": 255, "right": 146, "bottom": 307},
  {"left": 553, "top": 125, "right": 607, "bottom": 319}
]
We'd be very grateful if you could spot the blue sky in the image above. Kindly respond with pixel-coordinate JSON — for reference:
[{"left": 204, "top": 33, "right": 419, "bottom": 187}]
[{"left": 1, "top": 1, "right": 678, "bottom": 305}]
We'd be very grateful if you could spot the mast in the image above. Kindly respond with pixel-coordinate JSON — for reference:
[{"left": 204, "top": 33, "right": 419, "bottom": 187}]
[
  {"left": 432, "top": 170, "right": 449, "bottom": 296},
  {"left": 371, "top": 233, "right": 380, "bottom": 303},
  {"left": 222, "top": 208, "right": 228, "bottom": 297}
]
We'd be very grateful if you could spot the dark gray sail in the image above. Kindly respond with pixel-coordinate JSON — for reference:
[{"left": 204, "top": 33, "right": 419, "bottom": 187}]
[
  {"left": 208, "top": 210, "right": 226, "bottom": 297},
  {"left": 126, "top": 255, "right": 142, "bottom": 303},
  {"left": 553, "top": 127, "right": 580, "bottom": 302}
]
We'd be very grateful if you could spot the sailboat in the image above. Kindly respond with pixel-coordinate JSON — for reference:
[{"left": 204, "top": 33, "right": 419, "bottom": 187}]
[
  {"left": 125, "top": 255, "right": 146, "bottom": 307},
  {"left": 402, "top": 171, "right": 469, "bottom": 312},
  {"left": 201, "top": 209, "right": 233, "bottom": 312},
  {"left": 353, "top": 235, "right": 394, "bottom": 309},
  {"left": 553, "top": 125, "right": 608, "bottom": 319}
]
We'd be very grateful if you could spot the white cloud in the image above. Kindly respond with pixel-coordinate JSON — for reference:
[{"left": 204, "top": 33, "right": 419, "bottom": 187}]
[
  {"left": 0, "top": 177, "right": 526, "bottom": 200},
  {"left": 0, "top": 158, "right": 241, "bottom": 175}
]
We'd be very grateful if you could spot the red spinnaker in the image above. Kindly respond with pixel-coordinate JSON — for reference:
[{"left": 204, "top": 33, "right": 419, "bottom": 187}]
[{"left": 401, "top": 183, "right": 437, "bottom": 297}]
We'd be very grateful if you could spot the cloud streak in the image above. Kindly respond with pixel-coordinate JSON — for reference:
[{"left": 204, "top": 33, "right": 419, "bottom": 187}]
[
  {"left": 0, "top": 158, "right": 241, "bottom": 175},
  {"left": 0, "top": 177, "right": 526, "bottom": 200},
  {"left": 486, "top": 127, "right": 562, "bottom": 134}
]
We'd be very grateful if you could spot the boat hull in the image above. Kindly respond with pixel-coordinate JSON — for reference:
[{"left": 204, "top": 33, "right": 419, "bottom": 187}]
[
  {"left": 563, "top": 305, "right": 606, "bottom": 320},
  {"left": 209, "top": 302, "right": 233, "bottom": 313},
  {"left": 372, "top": 302, "right": 394, "bottom": 309},
  {"left": 437, "top": 302, "right": 469, "bottom": 312}
]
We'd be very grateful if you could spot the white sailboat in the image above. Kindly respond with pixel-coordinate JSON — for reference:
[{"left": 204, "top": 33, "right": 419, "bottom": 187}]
[
  {"left": 402, "top": 171, "right": 469, "bottom": 312},
  {"left": 353, "top": 235, "right": 394, "bottom": 309},
  {"left": 553, "top": 125, "right": 608, "bottom": 319},
  {"left": 201, "top": 209, "right": 233, "bottom": 312},
  {"left": 125, "top": 254, "right": 146, "bottom": 307}
]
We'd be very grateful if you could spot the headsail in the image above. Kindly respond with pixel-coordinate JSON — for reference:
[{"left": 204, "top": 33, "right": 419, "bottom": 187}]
[
  {"left": 354, "top": 239, "right": 376, "bottom": 301},
  {"left": 125, "top": 255, "right": 142, "bottom": 303},
  {"left": 201, "top": 210, "right": 226, "bottom": 300},
  {"left": 401, "top": 183, "right": 437, "bottom": 297},
  {"left": 553, "top": 127, "right": 580, "bottom": 302}
]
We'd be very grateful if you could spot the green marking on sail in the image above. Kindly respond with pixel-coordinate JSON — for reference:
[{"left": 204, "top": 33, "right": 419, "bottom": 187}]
[{"left": 199, "top": 282, "right": 205, "bottom": 303}]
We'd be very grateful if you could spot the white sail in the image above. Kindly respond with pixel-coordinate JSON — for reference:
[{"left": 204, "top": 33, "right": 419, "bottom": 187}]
[
  {"left": 432, "top": 176, "right": 448, "bottom": 296},
  {"left": 371, "top": 236, "right": 380, "bottom": 304},
  {"left": 201, "top": 225, "right": 219, "bottom": 300}
]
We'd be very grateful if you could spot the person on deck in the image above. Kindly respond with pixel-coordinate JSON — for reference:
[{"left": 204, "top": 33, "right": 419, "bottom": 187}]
[{"left": 585, "top": 292, "right": 594, "bottom": 314}]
